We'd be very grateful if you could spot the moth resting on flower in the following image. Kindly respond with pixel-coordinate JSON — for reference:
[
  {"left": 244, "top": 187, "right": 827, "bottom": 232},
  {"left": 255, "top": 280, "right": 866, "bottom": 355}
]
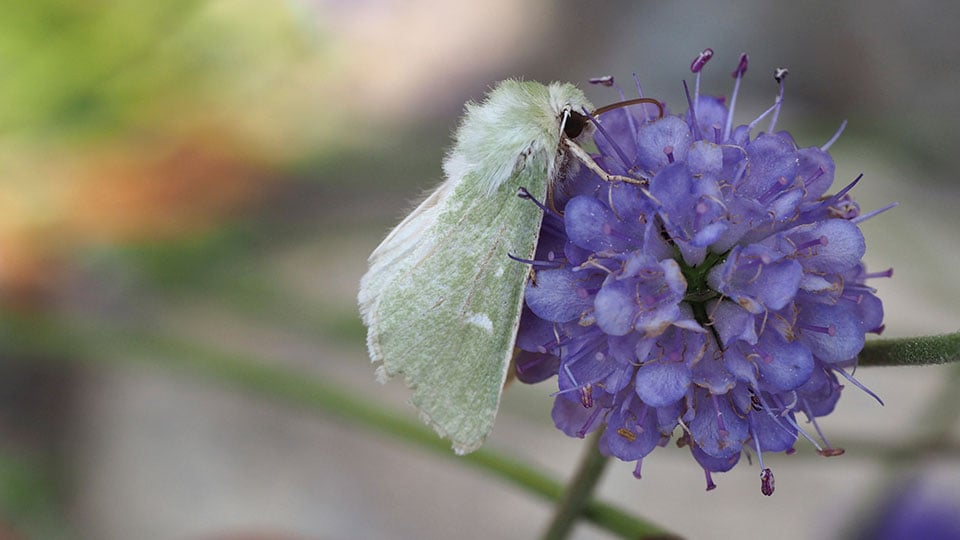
[
  {"left": 359, "top": 50, "right": 891, "bottom": 495},
  {"left": 358, "top": 80, "right": 598, "bottom": 454}
]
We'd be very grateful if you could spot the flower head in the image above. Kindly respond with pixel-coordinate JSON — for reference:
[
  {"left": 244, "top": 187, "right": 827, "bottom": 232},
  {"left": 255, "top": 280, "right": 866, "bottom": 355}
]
[{"left": 516, "top": 50, "right": 892, "bottom": 494}]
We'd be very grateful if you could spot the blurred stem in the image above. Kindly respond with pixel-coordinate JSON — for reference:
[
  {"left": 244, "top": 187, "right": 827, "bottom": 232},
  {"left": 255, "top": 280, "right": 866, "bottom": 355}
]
[
  {"left": 0, "top": 312, "right": 675, "bottom": 540},
  {"left": 859, "top": 333, "right": 960, "bottom": 367},
  {"left": 541, "top": 431, "right": 609, "bottom": 540}
]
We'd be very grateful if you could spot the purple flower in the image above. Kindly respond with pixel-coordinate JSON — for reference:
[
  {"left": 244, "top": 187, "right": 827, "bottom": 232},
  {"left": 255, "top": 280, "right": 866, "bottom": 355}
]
[{"left": 515, "top": 50, "right": 893, "bottom": 495}]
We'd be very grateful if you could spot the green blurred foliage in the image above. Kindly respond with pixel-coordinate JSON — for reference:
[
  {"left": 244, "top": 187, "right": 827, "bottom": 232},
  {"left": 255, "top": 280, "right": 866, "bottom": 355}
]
[{"left": 0, "top": 0, "right": 309, "bottom": 142}]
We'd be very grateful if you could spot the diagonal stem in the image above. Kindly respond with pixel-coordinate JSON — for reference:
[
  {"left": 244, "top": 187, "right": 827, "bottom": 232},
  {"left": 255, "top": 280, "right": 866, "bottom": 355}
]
[{"left": 542, "top": 430, "right": 611, "bottom": 540}]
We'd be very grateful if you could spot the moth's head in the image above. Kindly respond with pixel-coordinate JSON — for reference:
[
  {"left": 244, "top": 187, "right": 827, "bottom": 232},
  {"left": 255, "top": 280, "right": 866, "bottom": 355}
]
[{"left": 547, "top": 82, "right": 595, "bottom": 144}]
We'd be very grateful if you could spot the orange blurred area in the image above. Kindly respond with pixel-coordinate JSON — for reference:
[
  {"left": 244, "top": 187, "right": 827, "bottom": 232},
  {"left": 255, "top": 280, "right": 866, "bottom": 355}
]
[
  {"left": 63, "top": 130, "right": 267, "bottom": 243},
  {"left": 0, "top": 126, "right": 271, "bottom": 304}
]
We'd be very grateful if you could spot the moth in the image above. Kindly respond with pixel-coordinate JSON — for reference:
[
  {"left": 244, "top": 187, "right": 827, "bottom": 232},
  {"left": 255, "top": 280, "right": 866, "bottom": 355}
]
[{"left": 358, "top": 80, "right": 655, "bottom": 454}]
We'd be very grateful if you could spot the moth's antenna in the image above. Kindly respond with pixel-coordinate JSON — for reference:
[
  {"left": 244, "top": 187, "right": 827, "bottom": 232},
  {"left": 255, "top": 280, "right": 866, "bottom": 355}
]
[{"left": 591, "top": 97, "right": 664, "bottom": 119}]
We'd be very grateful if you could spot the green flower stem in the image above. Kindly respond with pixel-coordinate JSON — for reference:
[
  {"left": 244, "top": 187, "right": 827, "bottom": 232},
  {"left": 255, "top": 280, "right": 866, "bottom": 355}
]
[
  {"left": 542, "top": 430, "right": 610, "bottom": 540},
  {"left": 858, "top": 333, "right": 960, "bottom": 367},
  {"left": 0, "top": 312, "right": 675, "bottom": 540}
]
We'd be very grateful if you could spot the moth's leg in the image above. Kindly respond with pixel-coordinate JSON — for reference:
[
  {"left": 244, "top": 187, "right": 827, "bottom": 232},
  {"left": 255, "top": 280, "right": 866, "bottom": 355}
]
[
  {"left": 562, "top": 139, "right": 647, "bottom": 186},
  {"left": 563, "top": 139, "right": 662, "bottom": 207}
]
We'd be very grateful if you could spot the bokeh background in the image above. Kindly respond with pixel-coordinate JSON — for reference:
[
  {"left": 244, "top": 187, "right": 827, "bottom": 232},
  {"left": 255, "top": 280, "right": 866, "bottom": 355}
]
[{"left": 1, "top": 1, "right": 958, "bottom": 539}]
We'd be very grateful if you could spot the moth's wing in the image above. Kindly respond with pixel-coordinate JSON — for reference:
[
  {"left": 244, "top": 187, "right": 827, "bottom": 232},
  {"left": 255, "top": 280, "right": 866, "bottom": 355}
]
[
  {"left": 359, "top": 179, "right": 455, "bottom": 322},
  {"left": 359, "top": 163, "right": 547, "bottom": 454}
]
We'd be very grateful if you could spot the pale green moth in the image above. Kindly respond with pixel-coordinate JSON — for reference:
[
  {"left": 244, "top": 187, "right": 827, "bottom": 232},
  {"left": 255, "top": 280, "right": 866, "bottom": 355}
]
[{"left": 358, "top": 80, "right": 597, "bottom": 454}]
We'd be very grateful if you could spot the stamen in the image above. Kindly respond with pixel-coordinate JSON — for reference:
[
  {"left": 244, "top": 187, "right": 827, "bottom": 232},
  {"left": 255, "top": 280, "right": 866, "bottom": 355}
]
[
  {"left": 704, "top": 469, "right": 718, "bottom": 491},
  {"left": 776, "top": 407, "right": 825, "bottom": 452},
  {"left": 690, "top": 48, "right": 714, "bottom": 73},
  {"left": 578, "top": 405, "right": 606, "bottom": 438},
  {"left": 841, "top": 292, "right": 864, "bottom": 305},
  {"left": 591, "top": 94, "right": 646, "bottom": 158},
  {"left": 863, "top": 268, "right": 894, "bottom": 280},
  {"left": 506, "top": 253, "right": 563, "bottom": 268},
  {"left": 759, "top": 175, "right": 791, "bottom": 204},
  {"left": 732, "top": 159, "right": 749, "bottom": 185},
  {"left": 800, "top": 322, "right": 836, "bottom": 336},
  {"left": 711, "top": 393, "right": 729, "bottom": 436},
  {"left": 829, "top": 174, "right": 863, "bottom": 200},
  {"left": 835, "top": 366, "right": 884, "bottom": 406},
  {"left": 683, "top": 80, "right": 703, "bottom": 141},
  {"left": 796, "top": 235, "right": 829, "bottom": 252},
  {"left": 723, "top": 53, "right": 749, "bottom": 141},
  {"left": 633, "top": 460, "right": 644, "bottom": 479},
  {"left": 664, "top": 145, "right": 675, "bottom": 163},
  {"left": 798, "top": 398, "right": 844, "bottom": 455},
  {"left": 580, "top": 384, "right": 594, "bottom": 408},
  {"left": 768, "top": 67, "right": 788, "bottom": 134},
  {"left": 851, "top": 202, "right": 899, "bottom": 224},
  {"left": 632, "top": 73, "right": 650, "bottom": 122},
  {"left": 760, "top": 468, "right": 775, "bottom": 496},
  {"left": 803, "top": 166, "right": 826, "bottom": 189},
  {"left": 588, "top": 76, "right": 615, "bottom": 87},
  {"left": 821, "top": 119, "right": 848, "bottom": 151},
  {"left": 516, "top": 186, "right": 556, "bottom": 216},
  {"left": 582, "top": 107, "right": 634, "bottom": 170},
  {"left": 774, "top": 67, "right": 789, "bottom": 83},
  {"left": 746, "top": 97, "right": 782, "bottom": 133},
  {"left": 690, "top": 48, "right": 714, "bottom": 110}
]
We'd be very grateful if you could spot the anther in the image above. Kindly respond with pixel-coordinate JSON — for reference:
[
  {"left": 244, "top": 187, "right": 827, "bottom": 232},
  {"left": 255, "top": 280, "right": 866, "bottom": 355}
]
[
  {"left": 589, "top": 75, "right": 615, "bottom": 87},
  {"left": 723, "top": 53, "right": 749, "bottom": 141},
  {"left": 760, "top": 468, "right": 775, "bottom": 496},
  {"left": 690, "top": 48, "right": 714, "bottom": 73},
  {"left": 731, "top": 53, "right": 749, "bottom": 78},
  {"left": 579, "top": 384, "right": 594, "bottom": 408}
]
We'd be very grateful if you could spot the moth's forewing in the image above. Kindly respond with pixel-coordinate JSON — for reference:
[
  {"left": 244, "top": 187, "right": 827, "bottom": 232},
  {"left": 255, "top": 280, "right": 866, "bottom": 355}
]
[{"left": 368, "top": 160, "right": 548, "bottom": 454}]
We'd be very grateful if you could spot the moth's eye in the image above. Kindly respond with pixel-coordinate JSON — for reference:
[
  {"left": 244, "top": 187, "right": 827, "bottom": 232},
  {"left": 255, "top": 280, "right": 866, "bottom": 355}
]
[{"left": 563, "top": 110, "right": 589, "bottom": 139}]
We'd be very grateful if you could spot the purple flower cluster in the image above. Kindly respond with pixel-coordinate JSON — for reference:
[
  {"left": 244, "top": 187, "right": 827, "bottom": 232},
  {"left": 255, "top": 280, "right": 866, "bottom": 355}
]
[{"left": 515, "top": 51, "right": 892, "bottom": 494}]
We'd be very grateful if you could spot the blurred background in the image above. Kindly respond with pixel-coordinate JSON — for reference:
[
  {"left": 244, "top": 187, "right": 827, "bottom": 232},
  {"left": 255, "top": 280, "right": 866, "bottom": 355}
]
[{"left": 1, "top": 0, "right": 958, "bottom": 539}]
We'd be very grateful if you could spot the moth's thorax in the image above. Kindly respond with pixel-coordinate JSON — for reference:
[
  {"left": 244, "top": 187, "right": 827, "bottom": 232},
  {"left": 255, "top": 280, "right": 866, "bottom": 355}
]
[{"left": 443, "top": 80, "right": 593, "bottom": 196}]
